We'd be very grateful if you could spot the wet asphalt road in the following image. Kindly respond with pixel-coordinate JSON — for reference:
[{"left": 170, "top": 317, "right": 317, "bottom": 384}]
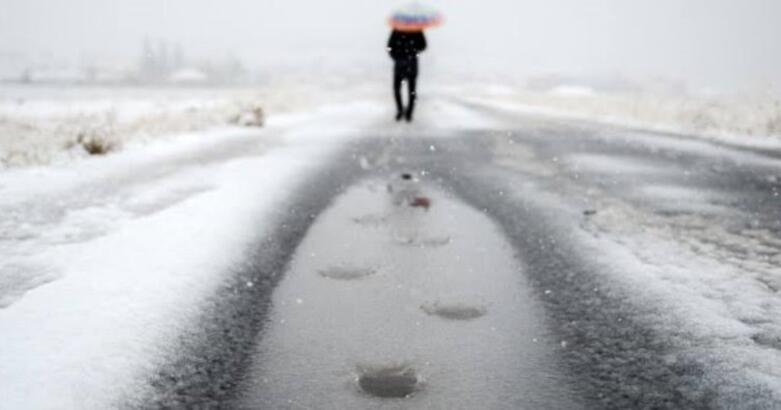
[{"left": 135, "top": 104, "right": 781, "bottom": 409}]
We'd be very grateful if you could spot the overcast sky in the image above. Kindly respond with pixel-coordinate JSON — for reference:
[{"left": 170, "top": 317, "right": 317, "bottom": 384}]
[{"left": 2, "top": 0, "right": 780, "bottom": 91}]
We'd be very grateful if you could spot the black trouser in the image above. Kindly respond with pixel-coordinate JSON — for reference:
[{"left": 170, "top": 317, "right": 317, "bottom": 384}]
[{"left": 393, "top": 58, "right": 418, "bottom": 117}]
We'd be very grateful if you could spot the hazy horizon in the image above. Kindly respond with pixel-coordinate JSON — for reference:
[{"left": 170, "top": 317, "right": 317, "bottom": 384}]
[{"left": 2, "top": 0, "right": 780, "bottom": 92}]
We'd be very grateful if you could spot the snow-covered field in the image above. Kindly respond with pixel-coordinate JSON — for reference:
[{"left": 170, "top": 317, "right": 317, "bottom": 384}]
[
  {"left": 0, "top": 83, "right": 385, "bottom": 168},
  {"left": 3, "top": 83, "right": 779, "bottom": 170},
  {"left": 459, "top": 84, "right": 781, "bottom": 149}
]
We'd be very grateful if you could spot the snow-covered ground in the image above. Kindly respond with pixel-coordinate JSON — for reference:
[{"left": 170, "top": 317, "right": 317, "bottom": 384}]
[
  {"left": 1, "top": 83, "right": 780, "bottom": 407},
  {"left": 578, "top": 194, "right": 781, "bottom": 396},
  {"left": 0, "top": 83, "right": 385, "bottom": 168},
  {"left": 484, "top": 125, "right": 781, "bottom": 402},
  {"left": 0, "top": 98, "right": 385, "bottom": 409},
  {"left": 458, "top": 84, "right": 781, "bottom": 150}
]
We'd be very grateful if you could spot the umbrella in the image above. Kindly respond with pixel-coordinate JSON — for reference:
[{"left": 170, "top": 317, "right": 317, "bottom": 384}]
[{"left": 389, "top": 2, "right": 443, "bottom": 32}]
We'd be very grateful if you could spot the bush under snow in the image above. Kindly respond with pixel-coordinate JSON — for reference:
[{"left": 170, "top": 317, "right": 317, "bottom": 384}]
[{"left": 0, "top": 88, "right": 275, "bottom": 168}]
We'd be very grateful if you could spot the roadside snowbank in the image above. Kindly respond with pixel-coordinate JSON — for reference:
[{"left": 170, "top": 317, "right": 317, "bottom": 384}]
[
  {"left": 0, "top": 87, "right": 257, "bottom": 168},
  {"left": 0, "top": 100, "right": 384, "bottom": 409}
]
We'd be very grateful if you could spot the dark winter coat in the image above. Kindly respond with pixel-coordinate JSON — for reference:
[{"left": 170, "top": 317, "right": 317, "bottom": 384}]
[{"left": 387, "top": 30, "right": 427, "bottom": 62}]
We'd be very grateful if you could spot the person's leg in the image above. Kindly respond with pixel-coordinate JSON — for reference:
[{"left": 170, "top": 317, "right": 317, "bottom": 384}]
[
  {"left": 393, "top": 65, "right": 404, "bottom": 121},
  {"left": 405, "top": 72, "right": 417, "bottom": 122}
]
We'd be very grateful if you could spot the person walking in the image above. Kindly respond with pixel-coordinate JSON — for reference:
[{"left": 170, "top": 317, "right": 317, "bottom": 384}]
[{"left": 387, "top": 29, "right": 427, "bottom": 122}]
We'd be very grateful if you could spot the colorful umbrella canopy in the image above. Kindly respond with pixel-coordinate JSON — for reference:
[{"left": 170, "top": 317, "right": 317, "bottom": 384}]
[{"left": 389, "top": 3, "right": 443, "bottom": 32}]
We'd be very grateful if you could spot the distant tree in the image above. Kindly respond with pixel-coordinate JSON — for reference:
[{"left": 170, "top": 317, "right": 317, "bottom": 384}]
[
  {"left": 139, "top": 38, "right": 157, "bottom": 82},
  {"left": 173, "top": 43, "right": 185, "bottom": 71},
  {"left": 20, "top": 68, "right": 31, "bottom": 84},
  {"left": 157, "top": 41, "right": 169, "bottom": 77}
]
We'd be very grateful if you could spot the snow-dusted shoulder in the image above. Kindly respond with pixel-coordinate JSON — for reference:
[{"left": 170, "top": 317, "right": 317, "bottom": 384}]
[{"left": 0, "top": 101, "right": 382, "bottom": 409}]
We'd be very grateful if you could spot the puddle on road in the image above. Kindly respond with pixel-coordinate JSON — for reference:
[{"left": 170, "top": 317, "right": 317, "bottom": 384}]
[
  {"left": 356, "top": 365, "right": 421, "bottom": 398},
  {"left": 238, "top": 179, "right": 577, "bottom": 409},
  {"left": 393, "top": 234, "right": 452, "bottom": 248},
  {"left": 421, "top": 299, "right": 488, "bottom": 321},
  {"left": 564, "top": 153, "right": 669, "bottom": 176},
  {"left": 319, "top": 266, "right": 377, "bottom": 281},
  {"left": 634, "top": 184, "right": 734, "bottom": 216},
  {"left": 352, "top": 214, "right": 388, "bottom": 227}
]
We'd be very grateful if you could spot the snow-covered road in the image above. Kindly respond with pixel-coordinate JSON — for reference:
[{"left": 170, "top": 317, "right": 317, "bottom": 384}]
[
  {"left": 1, "top": 96, "right": 780, "bottom": 409},
  {"left": 238, "top": 181, "right": 577, "bottom": 409}
]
